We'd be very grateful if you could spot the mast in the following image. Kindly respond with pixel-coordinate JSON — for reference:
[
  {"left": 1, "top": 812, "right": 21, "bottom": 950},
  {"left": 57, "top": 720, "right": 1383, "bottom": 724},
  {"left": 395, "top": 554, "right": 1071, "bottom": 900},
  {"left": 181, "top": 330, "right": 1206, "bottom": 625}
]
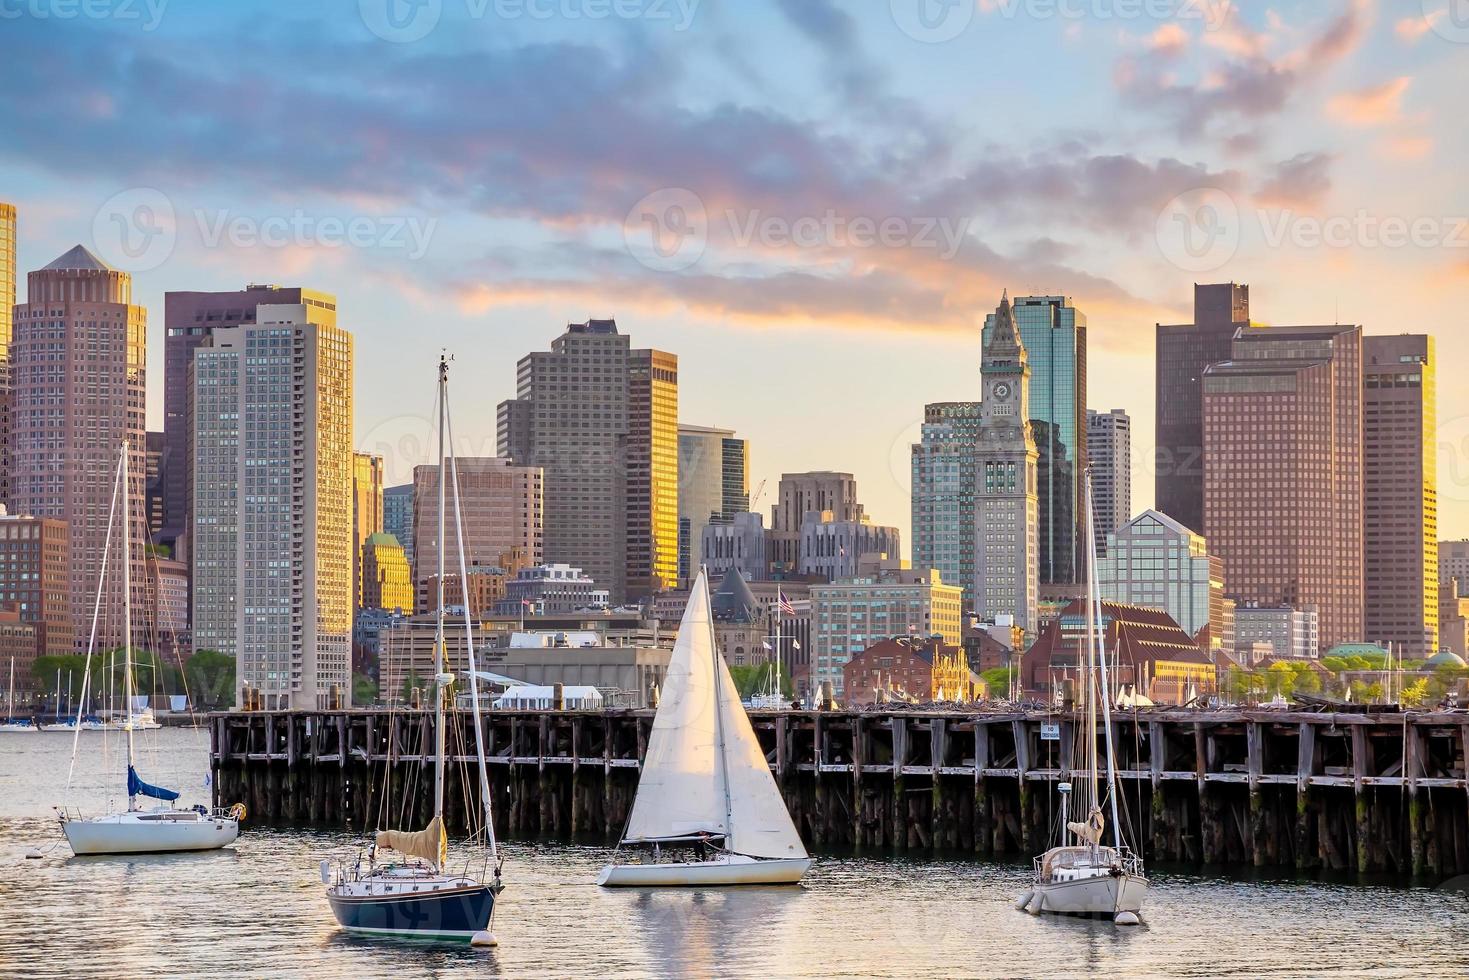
[
  {"left": 707, "top": 570, "right": 734, "bottom": 840},
  {"left": 432, "top": 355, "right": 448, "bottom": 829},
  {"left": 122, "top": 440, "right": 136, "bottom": 809},
  {"left": 1085, "top": 469, "right": 1125, "bottom": 849}
]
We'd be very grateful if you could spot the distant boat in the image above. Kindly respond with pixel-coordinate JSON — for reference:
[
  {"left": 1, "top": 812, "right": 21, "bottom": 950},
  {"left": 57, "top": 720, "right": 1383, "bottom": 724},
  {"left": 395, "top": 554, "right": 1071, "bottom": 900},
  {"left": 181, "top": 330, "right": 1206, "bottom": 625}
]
[
  {"left": 597, "top": 567, "right": 811, "bottom": 887},
  {"left": 322, "top": 355, "right": 503, "bottom": 945},
  {"left": 57, "top": 439, "right": 244, "bottom": 856},
  {"left": 1, "top": 656, "right": 37, "bottom": 733},
  {"left": 1018, "top": 469, "right": 1148, "bottom": 923}
]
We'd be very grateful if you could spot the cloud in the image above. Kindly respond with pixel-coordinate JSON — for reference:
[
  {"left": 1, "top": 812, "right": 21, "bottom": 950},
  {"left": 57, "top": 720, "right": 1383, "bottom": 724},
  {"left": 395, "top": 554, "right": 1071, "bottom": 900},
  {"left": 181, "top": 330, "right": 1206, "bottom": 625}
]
[
  {"left": 1147, "top": 24, "right": 1189, "bottom": 56},
  {"left": 1327, "top": 77, "right": 1413, "bottom": 127},
  {"left": 1254, "top": 152, "right": 1334, "bottom": 208},
  {"left": 1395, "top": 12, "right": 1442, "bottom": 43},
  {"left": 1381, "top": 135, "right": 1434, "bottom": 160}
]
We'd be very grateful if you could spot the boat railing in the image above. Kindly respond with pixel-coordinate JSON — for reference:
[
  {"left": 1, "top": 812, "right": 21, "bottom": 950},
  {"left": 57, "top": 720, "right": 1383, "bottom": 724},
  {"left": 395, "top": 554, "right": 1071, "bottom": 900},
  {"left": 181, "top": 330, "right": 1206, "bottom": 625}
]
[{"left": 54, "top": 805, "right": 84, "bottom": 824}]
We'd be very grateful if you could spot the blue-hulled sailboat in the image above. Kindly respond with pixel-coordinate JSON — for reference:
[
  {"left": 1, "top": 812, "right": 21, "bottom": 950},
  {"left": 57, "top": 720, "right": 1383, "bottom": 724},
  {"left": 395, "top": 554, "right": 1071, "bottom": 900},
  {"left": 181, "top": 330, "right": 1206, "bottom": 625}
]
[{"left": 323, "top": 356, "right": 503, "bottom": 944}]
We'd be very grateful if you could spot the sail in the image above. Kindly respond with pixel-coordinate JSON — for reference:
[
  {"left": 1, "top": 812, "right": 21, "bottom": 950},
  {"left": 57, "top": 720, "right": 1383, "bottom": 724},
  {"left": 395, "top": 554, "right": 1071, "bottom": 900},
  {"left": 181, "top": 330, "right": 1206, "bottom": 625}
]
[
  {"left": 712, "top": 650, "right": 808, "bottom": 860},
  {"left": 127, "top": 765, "right": 179, "bottom": 802},
  {"left": 376, "top": 815, "right": 448, "bottom": 868},
  {"left": 622, "top": 571, "right": 728, "bottom": 843}
]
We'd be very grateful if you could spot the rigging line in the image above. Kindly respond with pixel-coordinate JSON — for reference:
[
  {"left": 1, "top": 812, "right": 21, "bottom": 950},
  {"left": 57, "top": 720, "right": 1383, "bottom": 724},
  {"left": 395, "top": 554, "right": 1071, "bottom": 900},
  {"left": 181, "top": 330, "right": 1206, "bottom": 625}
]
[{"left": 68, "top": 443, "right": 125, "bottom": 791}]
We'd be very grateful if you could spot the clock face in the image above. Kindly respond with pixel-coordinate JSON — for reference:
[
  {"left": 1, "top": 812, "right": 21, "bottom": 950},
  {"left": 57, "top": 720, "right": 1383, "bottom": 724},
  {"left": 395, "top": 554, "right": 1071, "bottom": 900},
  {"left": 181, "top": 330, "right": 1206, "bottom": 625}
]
[{"left": 993, "top": 381, "right": 1012, "bottom": 400}]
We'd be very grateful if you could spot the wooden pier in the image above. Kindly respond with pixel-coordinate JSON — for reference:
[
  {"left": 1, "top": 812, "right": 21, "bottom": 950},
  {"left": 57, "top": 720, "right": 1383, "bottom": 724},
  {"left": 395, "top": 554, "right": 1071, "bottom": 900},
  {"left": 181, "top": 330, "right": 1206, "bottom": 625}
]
[{"left": 210, "top": 707, "right": 1469, "bottom": 876}]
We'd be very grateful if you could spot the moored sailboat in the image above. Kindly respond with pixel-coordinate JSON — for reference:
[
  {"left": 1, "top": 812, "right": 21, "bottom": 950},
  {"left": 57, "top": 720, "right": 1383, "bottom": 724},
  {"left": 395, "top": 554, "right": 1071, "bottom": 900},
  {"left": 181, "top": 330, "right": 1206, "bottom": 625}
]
[
  {"left": 1018, "top": 469, "right": 1148, "bottom": 923},
  {"left": 323, "top": 355, "right": 503, "bottom": 944},
  {"left": 597, "top": 567, "right": 811, "bottom": 887},
  {"left": 1, "top": 656, "right": 37, "bottom": 732}
]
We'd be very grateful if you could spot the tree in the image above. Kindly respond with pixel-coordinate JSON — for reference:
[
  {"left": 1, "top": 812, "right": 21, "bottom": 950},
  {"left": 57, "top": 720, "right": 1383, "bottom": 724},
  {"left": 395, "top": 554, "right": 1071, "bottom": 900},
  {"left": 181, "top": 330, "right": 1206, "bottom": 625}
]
[
  {"left": 981, "top": 666, "right": 1016, "bottom": 697},
  {"left": 185, "top": 651, "right": 236, "bottom": 709},
  {"left": 353, "top": 672, "right": 379, "bottom": 706},
  {"left": 728, "top": 663, "right": 792, "bottom": 699}
]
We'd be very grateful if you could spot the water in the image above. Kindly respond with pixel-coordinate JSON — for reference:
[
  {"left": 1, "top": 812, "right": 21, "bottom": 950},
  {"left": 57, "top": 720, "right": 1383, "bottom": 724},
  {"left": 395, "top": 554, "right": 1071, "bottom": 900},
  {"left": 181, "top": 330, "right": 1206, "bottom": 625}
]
[{"left": 2, "top": 729, "right": 1465, "bottom": 979}]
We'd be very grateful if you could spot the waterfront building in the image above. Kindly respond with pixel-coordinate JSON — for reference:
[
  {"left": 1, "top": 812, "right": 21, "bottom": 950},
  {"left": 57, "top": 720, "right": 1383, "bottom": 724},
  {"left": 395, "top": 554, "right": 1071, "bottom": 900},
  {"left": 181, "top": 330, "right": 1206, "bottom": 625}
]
[
  {"left": 701, "top": 511, "right": 768, "bottom": 581},
  {"left": 352, "top": 452, "right": 385, "bottom": 611},
  {"left": 148, "top": 554, "right": 189, "bottom": 653},
  {"left": 984, "top": 295, "right": 1085, "bottom": 584},
  {"left": 361, "top": 532, "right": 413, "bottom": 613},
  {"left": 1097, "top": 510, "right": 1225, "bottom": 649},
  {"left": 144, "top": 431, "right": 166, "bottom": 539},
  {"left": 383, "top": 483, "right": 414, "bottom": 570},
  {"left": 163, "top": 285, "right": 323, "bottom": 543},
  {"left": 495, "top": 563, "right": 608, "bottom": 615},
  {"left": 417, "top": 548, "right": 530, "bottom": 617},
  {"left": 974, "top": 294, "right": 1040, "bottom": 635},
  {"left": 810, "top": 556, "right": 963, "bottom": 699},
  {"left": 1233, "top": 604, "right": 1319, "bottom": 662},
  {"left": 842, "top": 636, "right": 980, "bottom": 704},
  {"left": 1439, "top": 584, "right": 1469, "bottom": 657},
  {"left": 911, "top": 401, "right": 981, "bottom": 605},
  {"left": 1086, "top": 409, "right": 1131, "bottom": 553},
  {"left": 411, "top": 457, "right": 542, "bottom": 593},
  {"left": 769, "top": 471, "right": 862, "bottom": 574},
  {"left": 1363, "top": 335, "right": 1437, "bottom": 657},
  {"left": 191, "top": 297, "right": 353, "bottom": 709},
  {"left": 798, "top": 511, "right": 902, "bottom": 582},
  {"left": 0, "top": 513, "right": 71, "bottom": 693},
  {"left": 1203, "top": 322, "right": 1363, "bottom": 650},
  {"left": 1021, "top": 600, "right": 1214, "bottom": 704},
  {"left": 12, "top": 246, "right": 146, "bottom": 650},
  {"left": 1155, "top": 283, "right": 1251, "bottom": 533},
  {"left": 0, "top": 203, "right": 14, "bottom": 510},
  {"left": 497, "top": 319, "right": 677, "bottom": 603},
  {"left": 677, "top": 424, "right": 748, "bottom": 584}
]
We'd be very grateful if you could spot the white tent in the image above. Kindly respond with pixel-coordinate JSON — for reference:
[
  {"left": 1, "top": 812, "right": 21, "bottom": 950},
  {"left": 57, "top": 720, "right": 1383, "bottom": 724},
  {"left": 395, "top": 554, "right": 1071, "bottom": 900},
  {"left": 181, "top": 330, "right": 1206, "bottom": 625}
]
[{"left": 493, "top": 685, "right": 605, "bottom": 710}]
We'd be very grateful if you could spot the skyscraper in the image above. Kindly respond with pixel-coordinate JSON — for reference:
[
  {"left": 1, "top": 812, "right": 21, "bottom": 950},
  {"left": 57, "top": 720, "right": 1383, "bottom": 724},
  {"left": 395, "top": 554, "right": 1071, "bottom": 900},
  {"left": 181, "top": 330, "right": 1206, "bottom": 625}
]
[
  {"left": 497, "top": 320, "right": 677, "bottom": 603},
  {"left": 0, "top": 202, "right": 15, "bottom": 511},
  {"left": 769, "top": 471, "right": 863, "bottom": 574},
  {"left": 384, "top": 483, "right": 414, "bottom": 570},
  {"left": 352, "top": 452, "right": 385, "bottom": 610},
  {"left": 1363, "top": 335, "right": 1437, "bottom": 656},
  {"left": 984, "top": 295, "right": 1085, "bottom": 584},
  {"left": 911, "top": 401, "right": 981, "bottom": 602},
  {"left": 361, "top": 532, "right": 414, "bottom": 613},
  {"left": 1155, "top": 283, "right": 1251, "bottom": 533},
  {"left": 163, "top": 285, "right": 323, "bottom": 544},
  {"left": 1203, "top": 323, "right": 1363, "bottom": 650},
  {"left": 1086, "top": 408, "right": 1131, "bottom": 554},
  {"left": 677, "top": 424, "right": 749, "bottom": 584},
  {"left": 974, "top": 294, "right": 1040, "bottom": 634},
  {"left": 191, "top": 298, "right": 353, "bottom": 709},
  {"left": 12, "top": 246, "right": 147, "bottom": 650},
  {"left": 411, "top": 457, "right": 542, "bottom": 591},
  {"left": 1097, "top": 510, "right": 1225, "bottom": 646}
]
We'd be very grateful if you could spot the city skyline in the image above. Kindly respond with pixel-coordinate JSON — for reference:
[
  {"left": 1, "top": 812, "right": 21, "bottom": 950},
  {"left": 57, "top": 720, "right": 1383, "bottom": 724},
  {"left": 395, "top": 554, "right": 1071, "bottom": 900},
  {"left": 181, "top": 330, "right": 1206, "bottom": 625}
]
[{"left": 1, "top": 4, "right": 1465, "bottom": 549}]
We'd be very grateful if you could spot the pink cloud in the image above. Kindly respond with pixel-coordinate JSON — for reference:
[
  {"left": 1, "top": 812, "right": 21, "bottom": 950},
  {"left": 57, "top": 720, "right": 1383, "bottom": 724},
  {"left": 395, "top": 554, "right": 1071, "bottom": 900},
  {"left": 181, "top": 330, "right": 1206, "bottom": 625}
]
[
  {"left": 1395, "top": 12, "right": 1443, "bottom": 42},
  {"left": 1327, "top": 77, "right": 1413, "bottom": 127}
]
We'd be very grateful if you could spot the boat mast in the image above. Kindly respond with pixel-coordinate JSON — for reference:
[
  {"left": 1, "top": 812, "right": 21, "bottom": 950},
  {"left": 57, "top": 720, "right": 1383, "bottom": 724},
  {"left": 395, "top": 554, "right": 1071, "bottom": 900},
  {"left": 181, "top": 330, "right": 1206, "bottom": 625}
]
[
  {"left": 1085, "top": 469, "right": 1125, "bottom": 848},
  {"left": 432, "top": 356, "right": 448, "bottom": 830},
  {"left": 122, "top": 440, "right": 136, "bottom": 809},
  {"left": 707, "top": 570, "right": 735, "bottom": 842}
]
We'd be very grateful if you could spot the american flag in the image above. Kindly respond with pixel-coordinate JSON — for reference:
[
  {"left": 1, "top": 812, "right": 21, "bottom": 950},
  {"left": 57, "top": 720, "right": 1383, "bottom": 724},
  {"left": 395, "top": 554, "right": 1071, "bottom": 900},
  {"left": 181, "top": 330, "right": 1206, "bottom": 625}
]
[
  {"left": 777, "top": 591, "right": 795, "bottom": 617},
  {"left": 522, "top": 599, "right": 533, "bottom": 608}
]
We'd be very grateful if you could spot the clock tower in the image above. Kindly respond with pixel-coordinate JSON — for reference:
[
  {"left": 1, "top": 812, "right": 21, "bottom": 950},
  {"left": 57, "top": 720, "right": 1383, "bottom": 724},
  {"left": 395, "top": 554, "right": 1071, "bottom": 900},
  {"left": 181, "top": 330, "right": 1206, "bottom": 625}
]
[{"left": 975, "top": 292, "right": 1039, "bottom": 635}]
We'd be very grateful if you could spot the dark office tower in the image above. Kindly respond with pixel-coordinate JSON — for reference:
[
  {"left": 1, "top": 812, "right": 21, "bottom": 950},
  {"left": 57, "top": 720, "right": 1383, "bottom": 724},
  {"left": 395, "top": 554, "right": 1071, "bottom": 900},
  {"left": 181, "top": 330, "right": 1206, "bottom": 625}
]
[
  {"left": 0, "top": 202, "right": 14, "bottom": 510},
  {"left": 984, "top": 296, "right": 1086, "bottom": 584},
  {"left": 1363, "top": 335, "right": 1436, "bottom": 657},
  {"left": 1203, "top": 322, "right": 1363, "bottom": 651},
  {"left": 162, "top": 285, "right": 315, "bottom": 543},
  {"left": 1155, "top": 283, "right": 1251, "bottom": 533}
]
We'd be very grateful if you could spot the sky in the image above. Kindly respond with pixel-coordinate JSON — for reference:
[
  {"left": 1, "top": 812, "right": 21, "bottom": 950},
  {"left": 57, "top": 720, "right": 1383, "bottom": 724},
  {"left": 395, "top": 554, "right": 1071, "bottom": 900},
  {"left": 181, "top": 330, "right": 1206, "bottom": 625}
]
[{"left": 2, "top": 0, "right": 1466, "bottom": 548}]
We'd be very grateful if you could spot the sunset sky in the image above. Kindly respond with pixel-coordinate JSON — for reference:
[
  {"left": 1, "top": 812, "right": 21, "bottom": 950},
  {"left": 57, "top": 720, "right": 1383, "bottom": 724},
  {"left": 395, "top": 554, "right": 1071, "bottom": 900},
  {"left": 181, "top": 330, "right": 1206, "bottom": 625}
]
[{"left": 3, "top": 0, "right": 1466, "bottom": 545}]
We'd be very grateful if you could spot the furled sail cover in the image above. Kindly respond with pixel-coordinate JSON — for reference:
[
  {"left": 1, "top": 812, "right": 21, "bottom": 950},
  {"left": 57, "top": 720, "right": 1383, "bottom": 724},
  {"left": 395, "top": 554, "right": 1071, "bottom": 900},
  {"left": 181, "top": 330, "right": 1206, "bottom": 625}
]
[
  {"left": 376, "top": 815, "right": 448, "bottom": 868},
  {"left": 127, "top": 765, "right": 180, "bottom": 802},
  {"left": 622, "top": 570, "right": 727, "bottom": 843}
]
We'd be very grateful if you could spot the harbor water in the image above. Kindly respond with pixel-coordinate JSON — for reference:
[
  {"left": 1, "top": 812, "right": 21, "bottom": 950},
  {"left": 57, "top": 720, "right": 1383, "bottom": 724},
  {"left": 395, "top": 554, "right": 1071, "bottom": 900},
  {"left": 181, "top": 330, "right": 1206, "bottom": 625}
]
[{"left": 2, "top": 728, "right": 1467, "bottom": 979}]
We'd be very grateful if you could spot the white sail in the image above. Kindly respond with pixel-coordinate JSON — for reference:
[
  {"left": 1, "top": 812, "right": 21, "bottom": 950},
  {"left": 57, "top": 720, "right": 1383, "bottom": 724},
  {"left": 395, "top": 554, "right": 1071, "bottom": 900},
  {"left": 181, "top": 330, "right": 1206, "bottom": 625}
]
[
  {"left": 713, "top": 650, "right": 807, "bottom": 859},
  {"left": 623, "top": 570, "right": 727, "bottom": 842}
]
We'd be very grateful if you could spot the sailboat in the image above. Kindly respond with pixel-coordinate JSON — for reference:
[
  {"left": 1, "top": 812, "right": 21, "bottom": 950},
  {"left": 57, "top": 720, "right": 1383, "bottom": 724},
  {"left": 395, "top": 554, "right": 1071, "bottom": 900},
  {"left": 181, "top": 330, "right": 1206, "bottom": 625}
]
[
  {"left": 323, "top": 356, "right": 503, "bottom": 944},
  {"left": 1, "top": 656, "right": 37, "bottom": 732},
  {"left": 598, "top": 567, "right": 811, "bottom": 887},
  {"left": 58, "top": 440, "right": 244, "bottom": 855},
  {"left": 748, "top": 586, "right": 790, "bottom": 711},
  {"left": 1018, "top": 469, "right": 1148, "bottom": 923}
]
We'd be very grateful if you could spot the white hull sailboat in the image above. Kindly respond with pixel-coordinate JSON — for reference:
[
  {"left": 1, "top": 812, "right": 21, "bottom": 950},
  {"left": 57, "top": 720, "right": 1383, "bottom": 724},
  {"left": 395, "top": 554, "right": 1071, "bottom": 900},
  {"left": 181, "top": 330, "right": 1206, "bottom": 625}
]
[
  {"left": 1018, "top": 468, "right": 1148, "bottom": 923},
  {"left": 57, "top": 440, "right": 243, "bottom": 856},
  {"left": 598, "top": 567, "right": 811, "bottom": 888}
]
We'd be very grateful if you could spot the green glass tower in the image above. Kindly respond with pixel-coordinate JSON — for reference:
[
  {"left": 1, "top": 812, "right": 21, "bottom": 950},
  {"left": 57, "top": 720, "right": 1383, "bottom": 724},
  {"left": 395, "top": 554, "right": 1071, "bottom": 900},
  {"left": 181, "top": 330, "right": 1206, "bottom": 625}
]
[{"left": 983, "top": 295, "right": 1087, "bottom": 584}]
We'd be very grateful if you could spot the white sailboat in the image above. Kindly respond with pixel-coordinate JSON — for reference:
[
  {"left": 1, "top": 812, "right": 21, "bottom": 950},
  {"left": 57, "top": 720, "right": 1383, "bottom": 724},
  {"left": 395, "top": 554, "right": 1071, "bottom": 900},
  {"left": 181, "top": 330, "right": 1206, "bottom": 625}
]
[
  {"left": 1018, "top": 469, "right": 1148, "bottom": 923},
  {"left": 1, "top": 656, "right": 37, "bottom": 732},
  {"left": 322, "top": 355, "right": 503, "bottom": 944},
  {"left": 57, "top": 440, "right": 244, "bottom": 855},
  {"left": 748, "top": 585, "right": 791, "bottom": 711},
  {"left": 598, "top": 567, "right": 811, "bottom": 887}
]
